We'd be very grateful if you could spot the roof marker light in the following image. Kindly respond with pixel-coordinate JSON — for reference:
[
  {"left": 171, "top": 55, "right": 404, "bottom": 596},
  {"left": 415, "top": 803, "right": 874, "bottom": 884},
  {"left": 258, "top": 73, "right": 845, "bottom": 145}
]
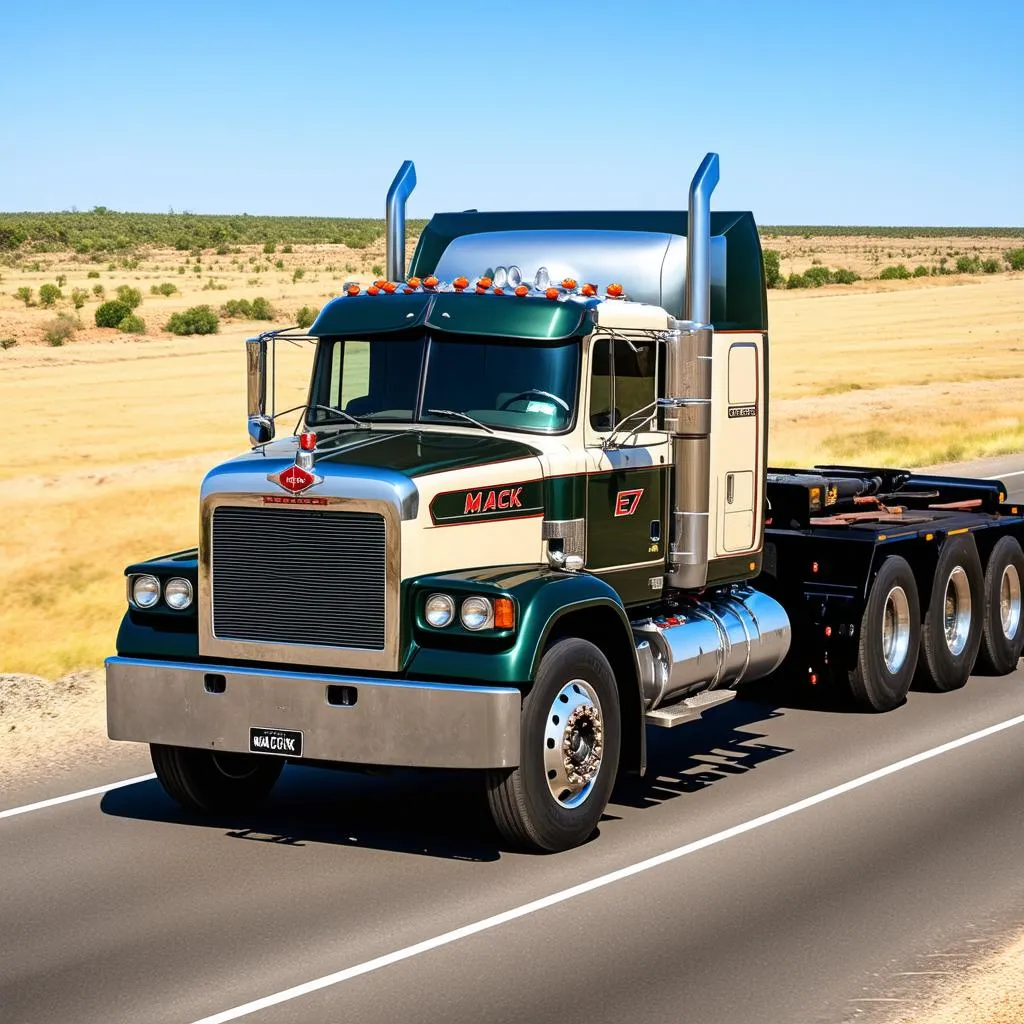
[
  {"left": 423, "top": 275, "right": 439, "bottom": 289},
  {"left": 382, "top": 281, "right": 398, "bottom": 294},
  {"left": 403, "top": 286, "right": 416, "bottom": 293},
  {"left": 367, "top": 286, "right": 381, "bottom": 295},
  {"left": 346, "top": 284, "right": 360, "bottom": 296},
  {"left": 407, "top": 277, "right": 421, "bottom": 289},
  {"left": 561, "top": 278, "right": 577, "bottom": 290},
  {"left": 477, "top": 276, "right": 493, "bottom": 289},
  {"left": 514, "top": 285, "right": 529, "bottom": 297},
  {"left": 606, "top": 283, "right": 624, "bottom": 298},
  {"left": 581, "top": 283, "right": 597, "bottom": 297},
  {"left": 453, "top": 276, "right": 469, "bottom": 291},
  {"left": 373, "top": 278, "right": 387, "bottom": 288},
  {"left": 493, "top": 286, "right": 504, "bottom": 295},
  {"left": 545, "top": 287, "right": 559, "bottom": 301},
  {"left": 534, "top": 267, "right": 550, "bottom": 290},
  {"left": 493, "top": 268, "right": 508, "bottom": 288}
]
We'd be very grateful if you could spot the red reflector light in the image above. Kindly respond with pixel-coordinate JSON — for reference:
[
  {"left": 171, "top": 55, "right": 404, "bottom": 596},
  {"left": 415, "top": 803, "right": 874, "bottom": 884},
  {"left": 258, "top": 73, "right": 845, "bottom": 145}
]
[
  {"left": 824, "top": 626, "right": 832, "bottom": 638},
  {"left": 299, "top": 432, "right": 317, "bottom": 451},
  {"left": 811, "top": 561, "right": 819, "bottom": 573},
  {"left": 809, "top": 673, "right": 818, "bottom": 685},
  {"left": 494, "top": 597, "right": 515, "bottom": 630}
]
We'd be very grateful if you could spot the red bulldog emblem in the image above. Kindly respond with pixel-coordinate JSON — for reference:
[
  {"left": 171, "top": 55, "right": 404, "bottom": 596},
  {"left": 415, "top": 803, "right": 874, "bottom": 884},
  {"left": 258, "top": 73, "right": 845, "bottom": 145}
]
[{"left": 269, "top": 464, "right": 319, "bottom": 494}]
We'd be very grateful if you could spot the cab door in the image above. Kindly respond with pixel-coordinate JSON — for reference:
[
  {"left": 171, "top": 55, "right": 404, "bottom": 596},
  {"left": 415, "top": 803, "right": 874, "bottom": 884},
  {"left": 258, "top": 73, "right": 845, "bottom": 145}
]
[{"left": 584, "top": 334, "right": 668, "bottom": 604}]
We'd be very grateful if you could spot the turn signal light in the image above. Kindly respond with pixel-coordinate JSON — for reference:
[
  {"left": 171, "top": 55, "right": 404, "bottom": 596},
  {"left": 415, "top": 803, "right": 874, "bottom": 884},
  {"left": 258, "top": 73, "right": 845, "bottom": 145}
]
[{"left": 494, "top": 597, "right": 515, "bottom": 629}]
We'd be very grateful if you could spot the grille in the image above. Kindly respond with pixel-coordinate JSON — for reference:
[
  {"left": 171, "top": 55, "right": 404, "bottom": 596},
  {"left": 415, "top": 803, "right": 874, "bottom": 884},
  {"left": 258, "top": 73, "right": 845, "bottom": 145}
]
[{"left": 211, "top": 506, "right": 387, "bottom": 650}]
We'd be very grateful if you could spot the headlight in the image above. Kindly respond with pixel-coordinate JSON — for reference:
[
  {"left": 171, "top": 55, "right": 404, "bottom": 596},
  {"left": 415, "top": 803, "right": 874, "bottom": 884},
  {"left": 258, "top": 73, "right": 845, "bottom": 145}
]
[
  {"left": 424, "top": 593, "right": 455, "bottom": 628},
  {"left": 164, "top": 577, "right": 194, "bottom": 611},
  {"left": 131, "top": 574, "right": 161, "bottom": 609},
  {"left": 460, "top": 596, "right": 493, "bottom": 631}
]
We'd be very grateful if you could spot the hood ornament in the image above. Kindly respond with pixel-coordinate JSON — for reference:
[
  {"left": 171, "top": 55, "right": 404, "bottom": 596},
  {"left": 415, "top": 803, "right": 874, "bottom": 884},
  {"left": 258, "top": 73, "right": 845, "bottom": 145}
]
[{"left": 268, "top": 432, "right": 322, "bottom": 494}]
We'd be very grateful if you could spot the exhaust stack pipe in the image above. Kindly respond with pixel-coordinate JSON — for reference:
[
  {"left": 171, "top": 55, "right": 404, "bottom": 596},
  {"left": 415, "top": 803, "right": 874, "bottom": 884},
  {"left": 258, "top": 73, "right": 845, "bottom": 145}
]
[
  {"left": 666, "top": 153, "right": 719, "bottom": 590},
  {"left": 385, "top": 160, "right": 417, "bottom": 283}
]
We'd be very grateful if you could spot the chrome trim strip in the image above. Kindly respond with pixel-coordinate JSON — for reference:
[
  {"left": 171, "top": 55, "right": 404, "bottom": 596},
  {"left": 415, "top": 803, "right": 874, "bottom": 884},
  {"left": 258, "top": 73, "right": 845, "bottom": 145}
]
[
  {"left": 106, "top": 657, "right": 521, "bottom": 769},
  {"left": 199, "top": 491, "right": 402, "bottom": 672}
]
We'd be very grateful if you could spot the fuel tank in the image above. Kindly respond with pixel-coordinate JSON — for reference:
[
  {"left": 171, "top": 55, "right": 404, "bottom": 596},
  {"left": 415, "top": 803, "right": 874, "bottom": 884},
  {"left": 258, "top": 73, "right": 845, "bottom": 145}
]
[{"left": 633, "top": 587, "right": 791, "bottom": 710}]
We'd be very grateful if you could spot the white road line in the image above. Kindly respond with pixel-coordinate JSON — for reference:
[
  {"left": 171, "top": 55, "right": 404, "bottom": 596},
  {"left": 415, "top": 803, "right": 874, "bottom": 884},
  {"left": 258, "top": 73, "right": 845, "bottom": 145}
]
[
  {"left": 189, "top": 711, "right": 1024, "bottom": 1024},
  {"left": 986, "top": 469, "right": 1024, "bottom": 480},
  {"left": 0, "top": 773, "right": 156, "bottom": 821}
]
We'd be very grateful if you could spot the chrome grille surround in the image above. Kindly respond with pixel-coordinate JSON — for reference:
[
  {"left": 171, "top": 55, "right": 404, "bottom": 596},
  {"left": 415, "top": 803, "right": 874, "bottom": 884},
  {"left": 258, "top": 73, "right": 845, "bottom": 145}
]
[{"left": 199, "top": 491, "right": 402, "bottom": 672}]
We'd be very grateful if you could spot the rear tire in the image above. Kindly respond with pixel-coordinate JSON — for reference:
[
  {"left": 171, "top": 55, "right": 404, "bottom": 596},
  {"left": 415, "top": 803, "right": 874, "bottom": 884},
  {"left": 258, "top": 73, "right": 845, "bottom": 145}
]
[
  {"left": 915, "top": 535, "right": 984, "bottom": 692},
  {"left": 151, "top": 744, "right": 283, "bottom": 812},
  {"left": 847, "top": 555, "right": 921, "bottom": 712},
  {"left": 976, "top": 536, "right": 1024, "bottom": 675},
  {"left": 486, "top": 638, "right": 620, "bottom": 852}
]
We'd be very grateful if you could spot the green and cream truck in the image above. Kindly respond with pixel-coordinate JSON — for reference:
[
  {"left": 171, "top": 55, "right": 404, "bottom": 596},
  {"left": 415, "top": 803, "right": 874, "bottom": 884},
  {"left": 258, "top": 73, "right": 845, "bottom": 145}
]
[{"left": 106, "top": 155, "right": 1024, "bottom": 851}]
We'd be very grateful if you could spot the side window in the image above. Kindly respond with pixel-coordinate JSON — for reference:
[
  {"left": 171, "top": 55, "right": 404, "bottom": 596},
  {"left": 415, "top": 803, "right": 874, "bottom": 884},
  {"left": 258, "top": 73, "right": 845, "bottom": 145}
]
[
  {"left": 325, "top": 340, "right": 371, "bottom": 411},
  {"left": 589, "top": 337, "right": 657, "bottom": 432}
]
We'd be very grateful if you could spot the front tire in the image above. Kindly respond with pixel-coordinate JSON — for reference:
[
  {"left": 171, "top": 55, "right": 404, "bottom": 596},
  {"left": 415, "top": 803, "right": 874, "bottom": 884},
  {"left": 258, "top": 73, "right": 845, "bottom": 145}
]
[
  {"left": 976, "top": 536, "right": 1024, "bottom": 675},
  {"left": 486, "top": 638, "right": 620, "bottom": 852},
  {"left": 915, "top": 535, "right": 984, "bottom": 691},
  {"left": 151, "top": 744, "right": 283, "bottom": 812},
  {"left": 847, "top": 555, "right": 921, "bottom": 712}
]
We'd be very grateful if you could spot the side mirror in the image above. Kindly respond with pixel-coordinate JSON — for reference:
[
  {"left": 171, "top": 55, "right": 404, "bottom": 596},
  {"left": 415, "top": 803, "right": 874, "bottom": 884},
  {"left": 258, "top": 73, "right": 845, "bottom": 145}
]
[{"left": 246, "top": 337, "right": 275, "bottom": 446}]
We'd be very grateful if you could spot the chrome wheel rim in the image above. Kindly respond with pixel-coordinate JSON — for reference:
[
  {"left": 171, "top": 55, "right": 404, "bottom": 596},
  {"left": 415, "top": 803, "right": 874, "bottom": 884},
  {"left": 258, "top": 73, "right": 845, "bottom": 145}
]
[
  {"left": 543, "top": 680, "right": 604, "bottom": 808},
  {"left": 943, "top": 566, "right": 972, "bottom": 656},
  {"left": 882, "top": 586, "right": 911, "bottom": 674},
  {"left": 999, "top": 563, "right": 1022, "bottom": 640},
  {"left": 211, "top": 752, "right": 263, "bottom": 780}
]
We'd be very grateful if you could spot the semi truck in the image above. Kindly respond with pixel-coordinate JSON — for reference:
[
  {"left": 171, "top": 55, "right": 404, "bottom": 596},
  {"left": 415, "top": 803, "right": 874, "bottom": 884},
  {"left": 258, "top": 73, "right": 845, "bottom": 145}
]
[{"left": 106, "top": 155, "right": 1024, "bottom": 852}]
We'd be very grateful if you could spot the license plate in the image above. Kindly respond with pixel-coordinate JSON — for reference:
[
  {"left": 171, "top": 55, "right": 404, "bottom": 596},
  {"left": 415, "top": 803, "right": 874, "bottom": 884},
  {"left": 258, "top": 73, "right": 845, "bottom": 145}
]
[{"left": 249, "top": 727, "right": 303, "bottom": 758}]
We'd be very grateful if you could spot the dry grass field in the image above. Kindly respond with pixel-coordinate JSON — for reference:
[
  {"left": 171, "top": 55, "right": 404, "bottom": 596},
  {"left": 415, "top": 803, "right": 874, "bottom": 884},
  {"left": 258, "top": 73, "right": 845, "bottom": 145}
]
[{"left": 0, "top": 239, "right": 1022, "bottom": 677}]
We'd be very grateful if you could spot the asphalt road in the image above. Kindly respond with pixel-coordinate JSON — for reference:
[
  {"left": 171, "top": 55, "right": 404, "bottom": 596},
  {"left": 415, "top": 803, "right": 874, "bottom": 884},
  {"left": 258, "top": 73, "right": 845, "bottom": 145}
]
[{"left": 3, "top": 456, "right": 1024, "bottom": 1024}]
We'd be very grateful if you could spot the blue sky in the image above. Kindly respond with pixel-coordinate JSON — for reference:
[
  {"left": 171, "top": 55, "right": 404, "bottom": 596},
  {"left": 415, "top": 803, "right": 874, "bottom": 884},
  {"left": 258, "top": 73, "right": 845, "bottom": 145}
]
[{"left": 1, "top": 1, "right": 1020, "bottom": 225}]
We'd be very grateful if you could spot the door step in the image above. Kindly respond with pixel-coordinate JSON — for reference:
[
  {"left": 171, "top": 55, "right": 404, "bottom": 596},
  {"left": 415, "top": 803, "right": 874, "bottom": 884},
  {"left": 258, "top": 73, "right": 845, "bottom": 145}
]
[{"left": 645, "top": 688, "right": 737, "bottom": 728}]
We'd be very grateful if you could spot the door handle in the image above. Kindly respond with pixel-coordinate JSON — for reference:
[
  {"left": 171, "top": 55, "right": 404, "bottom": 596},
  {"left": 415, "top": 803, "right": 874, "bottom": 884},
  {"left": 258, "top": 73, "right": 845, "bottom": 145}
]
[{"left": 727, "top": 473, "right": 735, "bottom": 505}]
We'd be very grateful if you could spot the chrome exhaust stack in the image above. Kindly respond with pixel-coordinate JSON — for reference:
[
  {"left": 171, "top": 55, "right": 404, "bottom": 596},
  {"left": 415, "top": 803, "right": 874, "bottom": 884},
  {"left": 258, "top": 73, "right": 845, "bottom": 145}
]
[
  {"left": 385, "top": 160, "right": 417, "bottom": 283},
  {"left": 664, "top": 152, "right": 719, "bottom": 590}
]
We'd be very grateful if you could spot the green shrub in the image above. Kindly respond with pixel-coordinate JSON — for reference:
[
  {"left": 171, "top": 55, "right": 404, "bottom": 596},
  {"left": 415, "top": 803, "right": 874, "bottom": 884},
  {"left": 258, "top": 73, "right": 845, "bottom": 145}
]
[
  {"left": 981, "top": 258, "right": 1001, "bottom": 274},
  {"left": 166, "top": 305, "right": 219, "bottom": 335},
  {"left": 785, "top": 272, "right": 808, "bottom": 289},
  {"left": 43, "top": 314, "right": 78, "bottom": 347},
  {"left": 371, "top": 264, "right": 384, "bottom": 277},
  {"left": 763, "top": 249, "right": 782, "bottom": 288},
  {"left": 263, "top": 241, "right": 276, "bottom": 254},
  {"left": 955, "top": 255, "right": 980, "bottom": 274},
  {"left": 71, "top": 287, "right": 89, "bottom": 309},
  {"left": 15, "top": 286, "right": 33, "bottom": 306},
  {"left": 95, "top": 300, "right": 132, "bottom": 327},
  {"left": 202, "top": 277, "right": 227, "bottom": 290},
  {"left": 87, "top": 270, "right": 100, "bottom": 278},
  {"left": 295, "top": 305, "right": 319, "bottom": 329},
  {"left": 912, "top": 265, "right": 930, "bottom": 277},
  {"left": 115, "top": 285, "right": 142, "bottom": 308},
  {"left": 39, "top": 283, "right": 62, "bottom": 307},
  {"left": 1004, "top": 247, "right": 1024, "bottom": 271},
  {"left": 117, "top": 314, "right": 146, "bottom": 334},
  {"left": 831, "top": 268, "right": 860, "bottom": 285},
  {"left": 802, "top": 265, "right": 833, "bottom": 287},
  {"left": 192, "top": 264, "right": 201, "bottom": 274},
  {"left": 220, "top": 298, "right": 252, "bottom": 318},
  {"left": 878, "top": 264, "right": 911, "bottom": 280},
  {"left": 150, "top": 282, "right": 178, "bottom": 296},
  {"left": 56, "top": 274, "right": 67, "bottom": 287},
  {"left": 281, "top": 244, "right": 293, "bottom": 254},
  {"left": 250, "top": 296, "right": 275, "bottom": 320},
  {"left": 107, "top": 262, "right": 116, "bottom": 271},
  {"left": 292, "top": 267, "right": 305, "bottom": 283},
  {"left": 0, "top": 337, "right": 17, "bottom": 349},
  {"left": 177, "top": 266, "right": 185, "bottom": 275},
  {"left": 216, "top": 244, "right": 229, "bottom": 256},
  {"left": 275, "top": 259, "right": 284, "bottom": 270},
  {"left": 92, "top": 283, "right": 105, "bottom": 297}
]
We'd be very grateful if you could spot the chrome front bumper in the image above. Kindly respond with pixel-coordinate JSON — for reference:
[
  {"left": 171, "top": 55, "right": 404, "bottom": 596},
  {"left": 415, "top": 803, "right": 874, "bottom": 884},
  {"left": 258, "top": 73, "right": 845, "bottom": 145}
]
[{"left": 105, "top": 657, "right": 521, "bottom": 769}]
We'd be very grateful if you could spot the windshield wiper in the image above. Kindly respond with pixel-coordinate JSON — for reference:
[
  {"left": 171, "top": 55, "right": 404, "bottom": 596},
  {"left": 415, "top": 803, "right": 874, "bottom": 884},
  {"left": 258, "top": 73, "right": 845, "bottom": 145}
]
[
  {"left": 308, "top": 403, "right": 369, "bottom": 429},
  {"left": 425, "top": 408, "right": 495, "bottom": 434}
]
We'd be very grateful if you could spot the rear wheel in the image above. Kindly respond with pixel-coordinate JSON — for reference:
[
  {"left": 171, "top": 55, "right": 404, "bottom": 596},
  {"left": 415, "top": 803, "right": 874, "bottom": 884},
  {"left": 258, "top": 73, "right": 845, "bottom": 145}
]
[
  {"left": 847, "top": 555, "right": 921, "bottom": 712},
  {"left": 915, "top": 535, "right": 984, "bottom": 692},
  {"left": 151, "top": 744, "right": 283, "bottom": 812},
  {"left": 976, "top": 536, "right": 1024, "bottom": 675},
  {"left": 486, "top": 638, "right": 620, "bottom": 852}
]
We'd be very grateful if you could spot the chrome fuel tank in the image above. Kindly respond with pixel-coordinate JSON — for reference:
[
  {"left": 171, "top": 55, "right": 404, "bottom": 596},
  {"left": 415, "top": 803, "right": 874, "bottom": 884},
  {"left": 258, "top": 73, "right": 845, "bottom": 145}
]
[{"left": 633, "top": 587, "right": 791, "bottom": 710}]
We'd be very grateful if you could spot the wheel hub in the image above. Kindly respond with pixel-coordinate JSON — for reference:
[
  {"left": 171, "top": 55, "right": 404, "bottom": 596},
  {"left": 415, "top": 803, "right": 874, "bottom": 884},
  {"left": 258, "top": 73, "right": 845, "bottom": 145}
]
[
  {"left": 999, "top": 564, "right": 1022, "bottom": 641},
  {"left": 943, "top": 566, "right": 972, "bottom": 656},
  {"left": 544, "top": 680, "right": 604, "bottom": 808},
  {"left": 881, "top": 586, "right": 911, "bottom": 673}
]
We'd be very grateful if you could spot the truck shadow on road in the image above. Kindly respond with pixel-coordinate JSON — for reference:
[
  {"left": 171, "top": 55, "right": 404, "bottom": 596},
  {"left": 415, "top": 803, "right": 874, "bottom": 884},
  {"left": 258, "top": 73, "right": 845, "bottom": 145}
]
[{"left": 100, "top": 688, "right": 836, "bottom": 859}]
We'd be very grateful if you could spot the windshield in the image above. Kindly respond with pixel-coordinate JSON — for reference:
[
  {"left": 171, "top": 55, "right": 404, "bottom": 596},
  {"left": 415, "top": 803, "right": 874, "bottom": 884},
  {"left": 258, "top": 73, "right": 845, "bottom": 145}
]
[{"left": 308, "top": 333, "right": 579, "bottom": 433}]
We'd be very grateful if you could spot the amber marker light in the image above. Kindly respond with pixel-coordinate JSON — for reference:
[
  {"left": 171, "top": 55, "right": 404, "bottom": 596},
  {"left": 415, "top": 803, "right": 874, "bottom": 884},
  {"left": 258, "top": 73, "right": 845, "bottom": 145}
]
[
  {"left": 373, "top": 278, "right": 387, "bottom": 288},
  {"left": 561, "top": 277, "right": 577, "bottom": 289},
  {"left": 581, "top": 283, "right": 597, "bottom": 297},
  {"left": 346, "top": 284, "right": 360, "bottom": 296},
  {"left": 494, "top": 597, "right": 515, "bottom": 630},
  {"left": 382, "top": 281, "right": 398, "bottom": 294},
  {"left": 606, "top": 283, "right": 624, "bottom": 297},
  {"left": 493, "top": 286, "right": 504, "bottom": 294},
  {"left": 545, "top": 287, "right": 559, "bottom": 300},
  {"left": 514, "top": 285, "right": 529, "bottom": 297},
  {"left": 453, "top": 276, "right": 469, "bottom": 290},
  {"left": 407, "top": 277, "right": 421, "bottom": 289},
  {"left": 367, "top": 286, "right": 381, "bottom": 295},
  {"left": 423, "top": 275, "right": 439, "bottom": 289},
  {"left": 477, "top": 276, "right": 493, "bottom": 289}
]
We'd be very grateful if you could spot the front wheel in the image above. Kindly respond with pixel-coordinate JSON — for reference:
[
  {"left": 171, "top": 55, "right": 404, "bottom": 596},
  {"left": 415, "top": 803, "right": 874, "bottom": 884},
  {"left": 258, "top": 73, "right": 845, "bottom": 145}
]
[
  {"left": 151, "top": 744, "right": 283, "bottom": 812},
  {"left": 486, "top": 638, "right": 620, "bottom": 852}
]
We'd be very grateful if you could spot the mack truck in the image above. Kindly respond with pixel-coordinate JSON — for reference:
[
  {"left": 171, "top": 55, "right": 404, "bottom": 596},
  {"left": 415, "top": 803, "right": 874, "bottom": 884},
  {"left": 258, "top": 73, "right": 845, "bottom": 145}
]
[{"left": 106, "top": 154, "right": 1024, "bottom": 852}]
